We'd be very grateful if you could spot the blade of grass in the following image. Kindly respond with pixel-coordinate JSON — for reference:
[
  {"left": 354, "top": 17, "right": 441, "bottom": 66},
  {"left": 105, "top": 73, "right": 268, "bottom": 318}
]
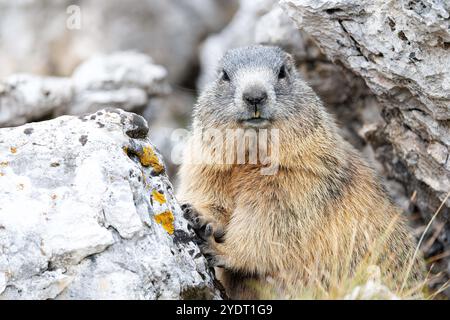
[{"left": 401, "top": 191, "right": 450, "bottom": 291}]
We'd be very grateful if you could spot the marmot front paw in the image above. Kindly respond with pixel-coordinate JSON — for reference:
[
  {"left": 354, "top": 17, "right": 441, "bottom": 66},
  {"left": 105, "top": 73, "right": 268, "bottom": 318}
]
[
  {"left": 192, "top": 223, "right": 225, "bottom": 267},
  {"left": 180, "top": 203, "right": 226, "bottom": 243},
  {"left": 181, "top": 203, "right": 227, "bottom": 267}
]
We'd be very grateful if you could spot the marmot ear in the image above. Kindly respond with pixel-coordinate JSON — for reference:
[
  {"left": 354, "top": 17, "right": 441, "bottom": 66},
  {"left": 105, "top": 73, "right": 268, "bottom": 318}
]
[{"left": 285, "top": 53, "right": 295, "bottom": 70}]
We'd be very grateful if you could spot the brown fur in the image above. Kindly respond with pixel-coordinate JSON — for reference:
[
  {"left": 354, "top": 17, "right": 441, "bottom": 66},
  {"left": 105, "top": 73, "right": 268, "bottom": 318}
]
[{"left": 177, "top": 47, "right": 423, "bottom": 299}]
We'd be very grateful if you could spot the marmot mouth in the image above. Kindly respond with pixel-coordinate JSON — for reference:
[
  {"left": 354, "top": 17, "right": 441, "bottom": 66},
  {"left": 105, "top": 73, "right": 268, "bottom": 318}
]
[{"left": 240, "top": 118, "right": 271, "bottom": 129}]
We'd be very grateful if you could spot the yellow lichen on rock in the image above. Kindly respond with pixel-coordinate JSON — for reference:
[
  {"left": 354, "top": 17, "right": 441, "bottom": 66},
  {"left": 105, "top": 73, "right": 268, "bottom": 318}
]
[
  {"left": 140, "top": 146, "right": 164, "bottom": 173},
  {"left": 152, "top": 189, "right": 166, "bottom": 205},
  {"left": 154, "top": 210, "right": 174, "bottom": 234},
  {"left": 10, "top": 147, "right": 17, "bottom": 154}
]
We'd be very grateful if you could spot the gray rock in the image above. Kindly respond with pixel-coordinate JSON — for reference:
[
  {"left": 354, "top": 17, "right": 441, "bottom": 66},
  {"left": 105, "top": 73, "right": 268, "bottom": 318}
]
[
  {"left": 0, "top": 74, "right": 72, "bottom": 127},
  {"left": 70, "top": 52, "right": 169, "bottom": 115},
  {"left": 281, "top": 0, "right": 450, "bottom": 204},
  {"left": 255, "top": 6, "right": 308, "bottom": 59},
  {"left": 0, "top": 108, "right": 221, "bottom": 299},
  {"left": 0, "top": 52, "right": 169, "bottom": 128},
  {"left": 0, "top": 0, "right": 237, "bottom": 83}
]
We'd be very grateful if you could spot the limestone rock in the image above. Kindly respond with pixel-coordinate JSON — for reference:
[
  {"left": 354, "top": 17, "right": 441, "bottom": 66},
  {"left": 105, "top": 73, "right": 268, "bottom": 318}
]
[
  {"left": 70, "top": 52, "right": 169, "bottom": 115},
  {"left": 0, "top": 108, "right": 221, "bottom": 299},
  {"left": 0, "top": 74, "right": 72, "bottom": 127},
  {"left": 0, "top": 0, "right": 237, "bottom": 83},
  {"left": 281, "top": 0, "right": 450, "bottom": 206},
  {"left": 0, "top": 52, "right": 169, "bottom": 128}
]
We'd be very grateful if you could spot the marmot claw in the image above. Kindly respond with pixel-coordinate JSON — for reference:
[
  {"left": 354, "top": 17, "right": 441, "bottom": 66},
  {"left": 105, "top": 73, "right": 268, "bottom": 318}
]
[
  {"left": 199, "top": 242, "right": 227, "bottom": 268},
  {"left": 181, "top": 203, "right": 226, "bottom": 243}
]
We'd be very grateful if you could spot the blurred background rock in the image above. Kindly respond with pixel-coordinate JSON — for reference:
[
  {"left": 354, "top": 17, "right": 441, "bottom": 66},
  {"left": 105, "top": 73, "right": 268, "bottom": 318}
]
[{"left": 0, "top": 0, "right": 448, "bottom": 297}]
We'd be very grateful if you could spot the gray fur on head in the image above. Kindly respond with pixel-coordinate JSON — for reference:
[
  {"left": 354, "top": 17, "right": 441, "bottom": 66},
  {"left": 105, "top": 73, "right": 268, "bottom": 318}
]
[
  {"left": 221, "top": 45, "right": 287, "bottom": 76},
  {"left": 193, "top": 45, "right": 326, "bottom": 134}
]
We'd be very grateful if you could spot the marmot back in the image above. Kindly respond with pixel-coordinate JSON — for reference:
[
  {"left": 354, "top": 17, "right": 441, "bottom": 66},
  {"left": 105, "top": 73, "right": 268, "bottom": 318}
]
[{"left": 177, "top": 45, "right": 424, "bottom": 299}]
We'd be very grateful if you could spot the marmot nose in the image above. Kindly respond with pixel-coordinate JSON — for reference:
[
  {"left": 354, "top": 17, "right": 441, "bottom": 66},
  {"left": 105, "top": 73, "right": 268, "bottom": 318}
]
[{"left": 243, "top": 89, "right": 268, "bottom": 107}]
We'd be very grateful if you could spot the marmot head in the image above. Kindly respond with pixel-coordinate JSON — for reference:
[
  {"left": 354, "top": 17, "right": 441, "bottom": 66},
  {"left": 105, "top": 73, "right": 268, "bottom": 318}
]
[{"left": 193, "top": 45, "right": 323, "bottom": 131}]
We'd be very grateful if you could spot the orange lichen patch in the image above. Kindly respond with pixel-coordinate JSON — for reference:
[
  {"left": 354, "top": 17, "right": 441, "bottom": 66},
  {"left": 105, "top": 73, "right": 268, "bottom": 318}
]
[
  {"left": 154, "top": 210, "right": 174, "bottom": 234},
  {"left": 0, "top": 161, "right": 8, "bottom": 167},
  {"left": 17, "top": 183, "right": 24, "bottom": 191},
  {"left": 152, "top": 189, "right": 166, "bottom": 205},
  {"left": 10, "top": 147, "right": 17, "bottom": 154},
  {"left": 140, "top": 146, "right": 164, "bottom": 173}
]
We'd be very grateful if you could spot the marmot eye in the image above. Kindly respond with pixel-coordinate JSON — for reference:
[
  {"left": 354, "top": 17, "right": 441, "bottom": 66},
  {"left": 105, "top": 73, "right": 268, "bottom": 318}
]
[
  {"left": 222, "top": 70, "right": 230, "bottom": 82},
  {"left": 278, "top": 65, "right": 286, "bottom": 79}
]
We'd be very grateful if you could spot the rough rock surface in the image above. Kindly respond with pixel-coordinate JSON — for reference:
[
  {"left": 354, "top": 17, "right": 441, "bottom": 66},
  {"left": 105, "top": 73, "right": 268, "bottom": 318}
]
[
  {"left": 0, "top": 52, "right": 169, "bottom": 128},
  {"left": 0, "top": 0, "right": 237, "bottom": 83},
  {"left": 0, "top": 74, "right": 72, "bottom": 128},
  {"left": 281, "top": 0, "right": 450, "bottom": 294},
  {"left": 70, "top": 52, "right": 169, "bottom": 115},
  {"left": 282, "top": 0, "right": 450, "bottom": 209},
  {"left": 0, "top": 108, "right": 221, "bottom": 299}
]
